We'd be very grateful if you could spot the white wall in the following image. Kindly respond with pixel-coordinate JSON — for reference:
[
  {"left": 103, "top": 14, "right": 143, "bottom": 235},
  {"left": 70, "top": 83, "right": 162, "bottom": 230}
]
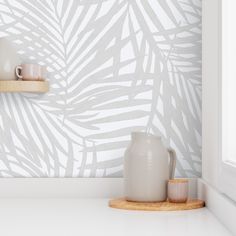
[{"left": 202, "top": 0, "right": 220, "bottom": 188}]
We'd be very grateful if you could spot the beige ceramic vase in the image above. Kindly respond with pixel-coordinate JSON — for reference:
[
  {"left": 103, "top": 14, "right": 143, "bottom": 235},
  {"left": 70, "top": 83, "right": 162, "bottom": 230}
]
[
  {"left": 0, "top": 38, "right": 21, "bottom": 80},
  {"left": 124, "top": 132, "right": 176, "bottom": 202}
]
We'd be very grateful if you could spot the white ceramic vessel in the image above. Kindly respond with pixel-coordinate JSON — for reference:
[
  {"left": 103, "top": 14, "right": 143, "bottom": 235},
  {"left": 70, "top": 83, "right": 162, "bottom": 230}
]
[
  {"left": 124, "top": 132, "right": 176, "bottom": 202},
  {"left": 0, "top": 38, "right": 21, "bottom": 80},
  {"left": 15, "top": 64, "right": 46, "bottom": 81},
  {"left": 168, "top": 179, "right": 188, "bottom": 203}
]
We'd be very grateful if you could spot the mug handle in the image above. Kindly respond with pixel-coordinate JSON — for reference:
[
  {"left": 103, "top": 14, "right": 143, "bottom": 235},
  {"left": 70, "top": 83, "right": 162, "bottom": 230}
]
[
  {"left": 15, "top": 65, "right": 23, "bottom": 79},
  {"left": 167, "top": 148, "right": 176, "bottom": 179}
]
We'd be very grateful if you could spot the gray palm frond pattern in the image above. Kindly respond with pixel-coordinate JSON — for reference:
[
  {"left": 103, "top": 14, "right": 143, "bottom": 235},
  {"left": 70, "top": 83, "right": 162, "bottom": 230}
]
[{"left": 0, "top": 0, "right": 202, "bottom": 177}]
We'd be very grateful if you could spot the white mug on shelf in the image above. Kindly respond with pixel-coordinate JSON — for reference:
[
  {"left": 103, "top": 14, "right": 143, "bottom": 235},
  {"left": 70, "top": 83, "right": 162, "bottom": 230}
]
[{"left": 16, "top": 64, "right": 46, "bottom": 81}]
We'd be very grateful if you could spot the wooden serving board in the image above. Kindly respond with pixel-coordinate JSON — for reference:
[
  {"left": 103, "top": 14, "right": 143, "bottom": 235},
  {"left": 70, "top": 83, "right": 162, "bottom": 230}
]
[{"left": 109, "top": 198, "right": 205, "bottom": 211}]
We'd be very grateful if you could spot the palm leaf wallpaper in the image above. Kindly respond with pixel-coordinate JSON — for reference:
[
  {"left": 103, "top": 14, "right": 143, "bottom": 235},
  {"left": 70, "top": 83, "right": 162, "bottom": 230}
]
[{"left": 0, "top": 0, "right": 201, "bottom": 177}]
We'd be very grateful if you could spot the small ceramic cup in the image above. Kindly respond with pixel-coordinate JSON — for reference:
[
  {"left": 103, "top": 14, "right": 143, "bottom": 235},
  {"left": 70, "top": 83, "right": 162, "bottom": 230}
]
[
  {"left": 168, "top": 179, "right": 188, "bottom": 203},
  {"left": 15, "top": 64, "right": 46, "bottom": 81}
]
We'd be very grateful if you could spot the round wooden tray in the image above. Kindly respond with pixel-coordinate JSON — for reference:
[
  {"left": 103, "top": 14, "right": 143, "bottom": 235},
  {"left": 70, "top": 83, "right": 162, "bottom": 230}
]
[{"left": 109, "top": 198, "right": 205, "bottom": 211}]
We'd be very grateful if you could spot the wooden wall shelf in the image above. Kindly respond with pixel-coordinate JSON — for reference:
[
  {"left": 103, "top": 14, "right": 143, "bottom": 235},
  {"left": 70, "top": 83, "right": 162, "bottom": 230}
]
[{"left": 0, "top": 80, "right": 49, "bottom": 93}]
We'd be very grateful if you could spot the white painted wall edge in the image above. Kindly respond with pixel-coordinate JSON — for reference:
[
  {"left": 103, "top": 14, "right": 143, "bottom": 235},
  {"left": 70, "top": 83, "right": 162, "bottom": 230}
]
[
  {"left": 202, "top": 0, "right": 221, "bottom": 188},
  {"left": 198, "top": 178, "right": 236, "bottom": 235},
  {"left": 0, "top": 178, "right": 197, "bottom": 199}
]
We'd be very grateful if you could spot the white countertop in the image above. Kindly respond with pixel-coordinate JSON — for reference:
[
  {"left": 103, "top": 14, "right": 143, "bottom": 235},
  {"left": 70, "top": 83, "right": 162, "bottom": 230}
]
[{"left": 0, "top": 198, "right": 232, "bottom": 236}]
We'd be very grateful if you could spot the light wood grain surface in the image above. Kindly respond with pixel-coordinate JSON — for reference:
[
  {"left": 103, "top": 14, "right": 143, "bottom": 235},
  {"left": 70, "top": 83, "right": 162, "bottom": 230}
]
[
  {"left": 109, "top": 198, "right": 205, "bottom": 211},
  {"left": 0, "top": 80, "right": 49, "bottom": 93}
]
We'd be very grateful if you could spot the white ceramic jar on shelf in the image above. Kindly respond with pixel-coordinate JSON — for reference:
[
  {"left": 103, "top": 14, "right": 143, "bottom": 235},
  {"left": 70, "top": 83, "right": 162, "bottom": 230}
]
[{"left": 0, "top": 37, "right": 21, "bottom": 80}]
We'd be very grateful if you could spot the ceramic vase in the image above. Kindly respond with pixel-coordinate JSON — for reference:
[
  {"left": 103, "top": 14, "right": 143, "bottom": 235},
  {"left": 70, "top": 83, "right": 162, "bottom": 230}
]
[
  {"left": 124, "top": 132, "right": 176, "bottom": 202},
  {"left": 0, "top": 38, "right": 21, "bottom": 80}
]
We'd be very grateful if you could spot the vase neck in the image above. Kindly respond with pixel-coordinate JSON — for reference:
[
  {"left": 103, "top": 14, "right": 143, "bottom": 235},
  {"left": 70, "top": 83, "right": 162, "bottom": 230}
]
[{"left": 131, "top": 132, "right": 161, "bottom": 143}]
